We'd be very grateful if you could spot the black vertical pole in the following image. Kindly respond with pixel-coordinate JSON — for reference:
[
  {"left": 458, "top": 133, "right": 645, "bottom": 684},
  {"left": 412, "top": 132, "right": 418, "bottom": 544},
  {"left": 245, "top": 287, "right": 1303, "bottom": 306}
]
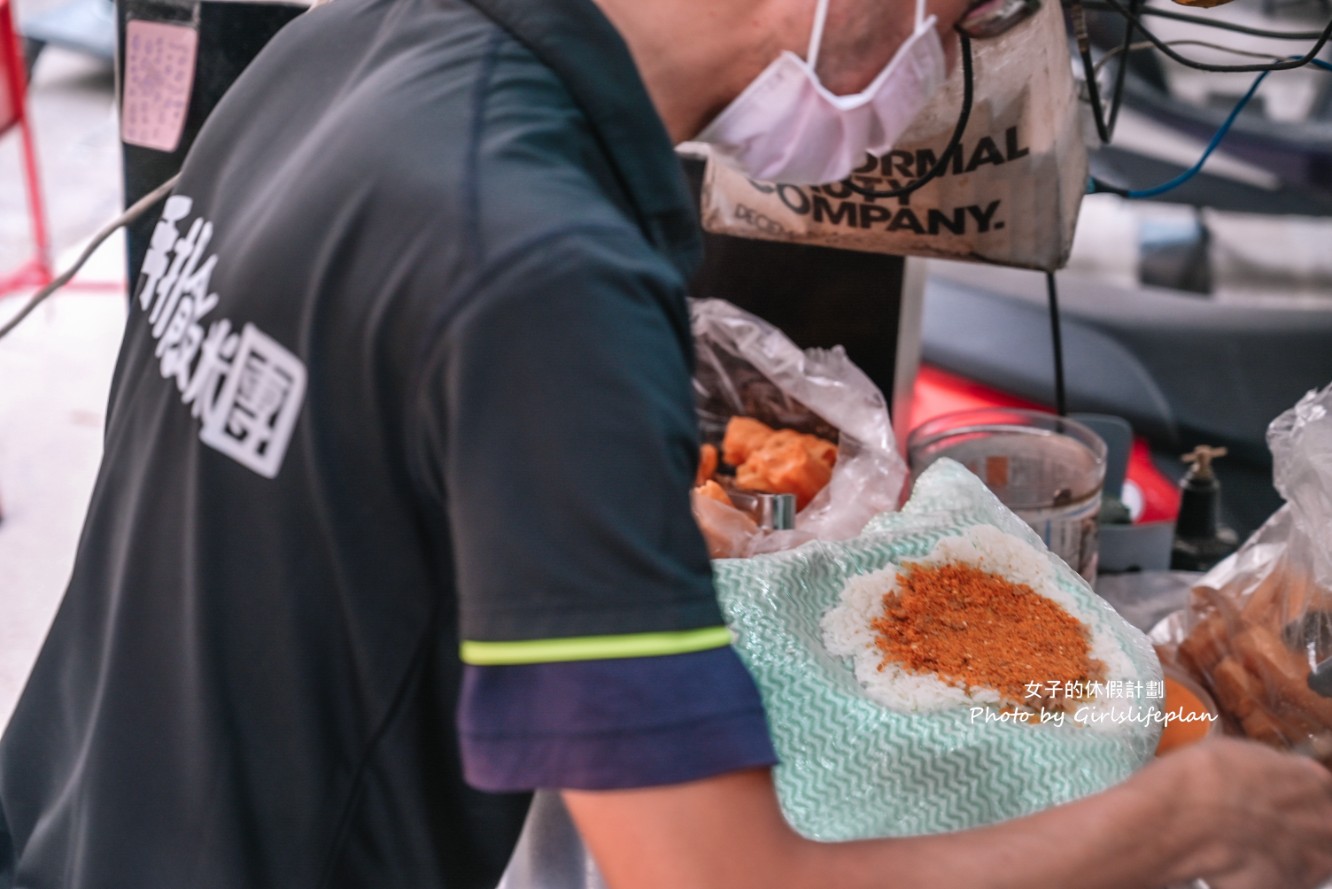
[{"left": 115, "top": 0, "right": 303, "bottom": 285}]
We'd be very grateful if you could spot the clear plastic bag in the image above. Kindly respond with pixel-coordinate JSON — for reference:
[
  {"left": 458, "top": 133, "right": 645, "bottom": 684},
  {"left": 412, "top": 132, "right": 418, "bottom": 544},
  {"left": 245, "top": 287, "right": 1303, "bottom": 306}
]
[
  {"left": 689, "top": 298, "right": 907, "bottom": 557},
  {"left": 1157, "top": 383, "right": 1332, "bottom": 753}
]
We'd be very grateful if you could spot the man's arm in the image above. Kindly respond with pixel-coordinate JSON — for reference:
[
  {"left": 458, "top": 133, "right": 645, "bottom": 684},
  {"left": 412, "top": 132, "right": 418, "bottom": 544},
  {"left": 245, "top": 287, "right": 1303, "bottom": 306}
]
[{"left": 565, "top": 738, "right": 1332, "bottom": 889}]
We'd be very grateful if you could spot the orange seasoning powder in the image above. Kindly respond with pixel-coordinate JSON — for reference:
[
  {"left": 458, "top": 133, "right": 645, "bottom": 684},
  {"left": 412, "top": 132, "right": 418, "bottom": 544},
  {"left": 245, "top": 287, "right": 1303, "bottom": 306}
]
[{"left": 870, "top": 562, "right": 1105, "bottom": 711}]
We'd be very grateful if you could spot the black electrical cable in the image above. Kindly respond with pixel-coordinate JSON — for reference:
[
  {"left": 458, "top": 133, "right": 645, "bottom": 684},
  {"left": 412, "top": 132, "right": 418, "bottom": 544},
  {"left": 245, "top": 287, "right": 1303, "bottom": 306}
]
[
  {"left": 1045, "top": 272, "right": 1067, "bottom": 417},
  {"left": 1071, "top": 0, "right": 1330, "bottom": 149},
  {"left": 1071, "top": 0, "right": 1115, "bottom": 144},
  {"left": 1070, "top": 0, "right": 1145, "bottom": 144},
  {"left": 1105, "top": 0, "right": 1141, "bottom": 133},
  {"left": 1076, "top": 0, "right": 1326, "bottom": 41},
  {"left": 1086, "top": 53, "right": 1332, "bottom": 199},
  {"left": 1095, "top": 39, "right": 1288, "bottom": 73},
  {"left": 843, "top": 33, "right": 974, "bottom": 201},
  {"left": 1094, "top": 0, "right": 1332, "bottom": 72},
  {"left": 1079, "top": 48, "right": 1113, "bottom": 144}
]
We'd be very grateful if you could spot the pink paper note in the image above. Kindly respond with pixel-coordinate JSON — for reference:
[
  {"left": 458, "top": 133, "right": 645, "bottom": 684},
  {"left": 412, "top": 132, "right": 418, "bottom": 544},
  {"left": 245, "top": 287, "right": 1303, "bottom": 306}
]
[{"left": 121, "top": 20, "right": 198, "bottom": 153}]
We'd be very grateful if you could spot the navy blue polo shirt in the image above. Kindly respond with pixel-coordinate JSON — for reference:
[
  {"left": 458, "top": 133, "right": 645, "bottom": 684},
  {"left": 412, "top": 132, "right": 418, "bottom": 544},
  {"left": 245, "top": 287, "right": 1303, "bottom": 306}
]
[{"left": 0, "top": 0, "right": 776, "bottom": 886}]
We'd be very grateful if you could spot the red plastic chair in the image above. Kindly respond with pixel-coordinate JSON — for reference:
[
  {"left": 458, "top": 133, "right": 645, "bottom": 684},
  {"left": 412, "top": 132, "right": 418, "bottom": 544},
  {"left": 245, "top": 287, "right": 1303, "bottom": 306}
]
[{"left": 0, "top": 0, "right": 53, "bottom": 295}]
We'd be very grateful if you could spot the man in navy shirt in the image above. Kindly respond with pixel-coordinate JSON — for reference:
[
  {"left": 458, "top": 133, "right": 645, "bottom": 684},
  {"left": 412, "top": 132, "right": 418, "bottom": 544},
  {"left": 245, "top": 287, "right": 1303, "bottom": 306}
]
[{"left": 2, "top": 0, "right": 1331, "bottom": 887}]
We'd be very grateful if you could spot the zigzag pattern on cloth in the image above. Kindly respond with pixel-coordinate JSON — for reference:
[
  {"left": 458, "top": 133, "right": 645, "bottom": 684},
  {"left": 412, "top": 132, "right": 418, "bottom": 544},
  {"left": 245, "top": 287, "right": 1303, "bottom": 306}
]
[{"left": 714, "top": 460, "right": 1161, "bottom": 840}]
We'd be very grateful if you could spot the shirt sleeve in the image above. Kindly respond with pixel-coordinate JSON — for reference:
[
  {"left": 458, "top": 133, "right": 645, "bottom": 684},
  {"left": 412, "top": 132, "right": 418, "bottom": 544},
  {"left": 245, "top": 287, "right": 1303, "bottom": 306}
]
[{"left": 412, "top": 226, "right": 776, "bottom": 790}]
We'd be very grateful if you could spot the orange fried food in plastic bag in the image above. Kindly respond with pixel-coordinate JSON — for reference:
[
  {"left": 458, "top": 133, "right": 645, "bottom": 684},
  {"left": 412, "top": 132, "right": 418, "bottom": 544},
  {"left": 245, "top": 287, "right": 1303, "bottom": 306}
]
[
  {"left": 728, "top": 423, "right": 835, "bottom": 509},
  {"left": 696, "top": 444, "right": 719, "bottom": 487},
  {"left": 694, "top": 479, "right": 733, "bottom": 506},
  {"left": 722, "top": 417, "right": 776, "bottom": 467},
  {"left": 803, "top": 435, "right": 837, "bottom": 471}
]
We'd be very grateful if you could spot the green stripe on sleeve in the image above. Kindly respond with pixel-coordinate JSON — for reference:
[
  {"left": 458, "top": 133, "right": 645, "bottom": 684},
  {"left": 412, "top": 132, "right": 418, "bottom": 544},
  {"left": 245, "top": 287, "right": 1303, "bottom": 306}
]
[{"left": 459, "top": 626, "right": 734, "bottom": 666}]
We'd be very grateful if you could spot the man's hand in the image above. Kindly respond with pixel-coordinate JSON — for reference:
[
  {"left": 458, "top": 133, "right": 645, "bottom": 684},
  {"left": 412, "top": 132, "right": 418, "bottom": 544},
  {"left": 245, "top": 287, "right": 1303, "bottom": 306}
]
[
  {"left": 564, "top": 739, "right": 1332, "bottom": 889},
  {"left": 1138, "top": 738, "right": 1332, "bottom": 889}
]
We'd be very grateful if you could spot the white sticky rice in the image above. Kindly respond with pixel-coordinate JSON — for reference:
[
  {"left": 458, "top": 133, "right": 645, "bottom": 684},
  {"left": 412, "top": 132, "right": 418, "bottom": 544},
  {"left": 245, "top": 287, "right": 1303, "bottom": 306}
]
[{"left": 820, "top": 525, "right": 1138, "bottom": 730}]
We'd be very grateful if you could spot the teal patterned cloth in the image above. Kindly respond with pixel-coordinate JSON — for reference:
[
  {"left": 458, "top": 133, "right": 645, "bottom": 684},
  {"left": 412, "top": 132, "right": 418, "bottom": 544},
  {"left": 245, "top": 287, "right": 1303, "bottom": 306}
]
[{"left": 713, "top": 459, "right": 1162, "bottom": 841}]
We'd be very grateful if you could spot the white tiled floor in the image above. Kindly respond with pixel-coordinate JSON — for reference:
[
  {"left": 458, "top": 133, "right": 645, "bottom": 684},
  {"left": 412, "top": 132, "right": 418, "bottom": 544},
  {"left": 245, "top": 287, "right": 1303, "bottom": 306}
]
[{"left": 0, "top": 232, "right": 126, "bottom": 730}]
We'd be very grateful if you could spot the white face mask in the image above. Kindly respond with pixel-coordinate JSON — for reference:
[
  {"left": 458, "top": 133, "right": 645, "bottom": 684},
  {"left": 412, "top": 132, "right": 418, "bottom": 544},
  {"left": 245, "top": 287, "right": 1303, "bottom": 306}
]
[{"left": 696, "top": 0, "right": 947, "bottom": 186}]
